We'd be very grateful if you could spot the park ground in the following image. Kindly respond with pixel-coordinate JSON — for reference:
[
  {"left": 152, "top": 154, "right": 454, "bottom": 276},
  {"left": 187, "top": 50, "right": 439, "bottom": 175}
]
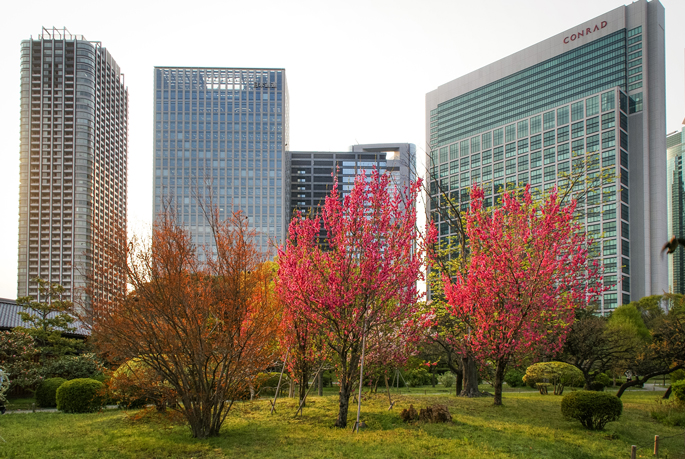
[{"left": 0, "top": 385, "right": 683, "bottom": 458}]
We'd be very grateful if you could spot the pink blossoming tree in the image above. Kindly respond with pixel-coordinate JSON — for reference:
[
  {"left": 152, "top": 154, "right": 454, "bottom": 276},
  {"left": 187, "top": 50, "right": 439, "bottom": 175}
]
[
  {"left": 276, "top": 170, "right": 434, "bottom": 427},
  {"left": 443, "top": 185, "right": 601, "bottom": 405}
]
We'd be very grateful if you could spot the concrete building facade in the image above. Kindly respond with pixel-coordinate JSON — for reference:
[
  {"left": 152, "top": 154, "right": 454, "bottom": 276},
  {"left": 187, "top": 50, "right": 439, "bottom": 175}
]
[
  {"left": 17, "top": 27, "right": 128, "bottom": 304},
  {"left": 667, "top": 128, "right": 685, "bottom": 294}
]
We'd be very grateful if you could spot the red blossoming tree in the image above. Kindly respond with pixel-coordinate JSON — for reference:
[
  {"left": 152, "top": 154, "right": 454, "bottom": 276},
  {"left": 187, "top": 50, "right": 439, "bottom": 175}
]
[
  {"left": 276, "top": 170, "right": 434, "bottom": 427},
  {"left": 443, "top": 185, "right": 601, "bottom": 405}
]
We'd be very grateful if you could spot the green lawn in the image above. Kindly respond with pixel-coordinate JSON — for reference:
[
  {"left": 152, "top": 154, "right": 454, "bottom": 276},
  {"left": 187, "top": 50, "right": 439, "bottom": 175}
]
[{"left": 0, "top": 389, "right": 682, "bottom": 458}]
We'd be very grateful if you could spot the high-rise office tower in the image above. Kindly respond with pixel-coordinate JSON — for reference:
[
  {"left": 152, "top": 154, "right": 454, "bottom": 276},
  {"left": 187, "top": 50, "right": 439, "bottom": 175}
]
[
  {"left": 17, "top": 27, "right": 128, "bottom": 304},
  {"left": 153, "top": 67, "right": 288, "bottom": 255},
  {"left": 667, "top": 128, "right": 685, "bottom": 294},
  {"left": 289, "top": 143, "right": 416, "bottom": 219},
  {"left": 426, "top": 0, "right": 666, "bottom": 314}
]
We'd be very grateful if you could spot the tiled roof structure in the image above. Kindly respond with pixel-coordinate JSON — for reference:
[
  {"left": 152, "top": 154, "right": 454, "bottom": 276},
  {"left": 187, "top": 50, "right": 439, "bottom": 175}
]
[{"left": 0, "top": 298, "right": 90, "bottom": 337}]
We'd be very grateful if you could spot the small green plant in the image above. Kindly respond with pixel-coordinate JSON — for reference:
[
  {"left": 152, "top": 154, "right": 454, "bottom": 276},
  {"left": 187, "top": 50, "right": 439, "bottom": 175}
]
[
  {"left": 437, "top": 372, "right": 456, "bottom": 388},
  {"left": 524, "top": 362, "right": 583, "bottom": 395},
  {"left": 56, "top": 378, "right": 105, "bottom": 413},
  {"left": 561, "top": 391, "right": 623, "bottom": 430},
  {"left": 35, "top": 377, "right": 67, "bottom": 408},
  {"left": 406, "top": 367, "right": 431, "bottom": 387},
  {"left": 504, "top": 369, "right": 525, "bottom": 388},
  {"left": 672, "top": 380, "right": 685, "bottom": 405}
]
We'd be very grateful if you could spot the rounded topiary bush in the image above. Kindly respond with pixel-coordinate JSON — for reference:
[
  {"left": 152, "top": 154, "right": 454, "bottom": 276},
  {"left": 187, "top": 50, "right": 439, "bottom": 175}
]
[
  {"left": 589, "top": 381, "right": 605, "bottom": 391},
  {"left": 56, "top": 378, "right": 105, "bottom": 413},
  {"left": 672, "top": 380, "right": 685, "bottom": 405},
  {"left": 35, "top": 377, "right": 67, "bottom": 408},
  {"left": 561, "top": 390, "right": 623, "bottom": 430}
]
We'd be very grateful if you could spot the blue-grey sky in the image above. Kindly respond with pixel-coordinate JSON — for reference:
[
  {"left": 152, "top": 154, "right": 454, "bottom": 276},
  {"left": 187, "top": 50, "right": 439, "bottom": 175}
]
[{"left": 0, "top": 0, "right": 683, "bottom": 299}]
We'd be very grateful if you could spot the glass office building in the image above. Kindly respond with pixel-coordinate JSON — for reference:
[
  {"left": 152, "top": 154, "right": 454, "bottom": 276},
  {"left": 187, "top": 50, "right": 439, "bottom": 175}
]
[
  {"left": 667, "top": 128, "right": 685, "bottom": 294},
  {"left": 153, "top": 67, "right": 288, "bottom": 256},
  {"left": 426, "top": 0, "right": 666, "bottom": 313},
  {"left": 17, "top": 28, "right": 128, "bottom": 304}
]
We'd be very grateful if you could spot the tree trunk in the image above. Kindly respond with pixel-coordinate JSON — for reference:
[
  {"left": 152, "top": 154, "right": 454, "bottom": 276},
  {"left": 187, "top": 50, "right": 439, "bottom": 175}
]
[
  {"left": 456, "top": 370, "right": 463, "bottom": 396},
  {"left": 662, "top": 385, "right": 672, "bottom": 399},
  {"left": 493, "top": 358, "right": 507, "bottom": 406},
  {"left": 336, "top": 377, "right": 352, "bottom": 428},
  {"left": 288, "top": 377, "right": 294, "bottom": 398},
  {"left": 431, "top": 365, "right": 436, "bottom": 388},
  {"left": 298, "top": 378, "right": 307, "bottom": 405},
  {"left": 318, "top": 371, "right": 323, "bottom": 396},
  {"left": 459, "top": 354, "right": 480, "bottom": 397}
]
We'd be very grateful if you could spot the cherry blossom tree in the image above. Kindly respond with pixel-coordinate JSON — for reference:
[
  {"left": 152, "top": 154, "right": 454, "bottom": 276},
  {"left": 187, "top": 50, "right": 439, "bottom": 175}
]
[
  {"left": 443, "top": 185, "right": 601, "bottom": 405},
  {"left": 276, "top": 170, "right": 434, "bottom": 427}
]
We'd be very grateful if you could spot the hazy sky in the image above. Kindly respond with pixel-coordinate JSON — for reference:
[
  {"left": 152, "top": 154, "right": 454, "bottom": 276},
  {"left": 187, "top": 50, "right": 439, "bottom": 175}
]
[{"left": 0, "top": 0, "right": 683, "bottom": 299}]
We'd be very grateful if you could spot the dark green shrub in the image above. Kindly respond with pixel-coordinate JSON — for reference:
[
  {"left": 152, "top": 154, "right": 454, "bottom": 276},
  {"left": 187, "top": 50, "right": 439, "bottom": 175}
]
[
  {"left": 504, "top": 370, "right": 525, "bottom": 388},
  {"left": 406, "top": 367, "right": 431, "bottom": 387},
  {"left": 594, "top": 373, "right": 612, "bottom": 387},
  {"left": 561, "top": 390, "right": 623, "bottom": 430},
  {"left": 35, "top": 377, "right": 66, "bottom": 408},
  {"left": 589, "top": 381, "right": 605, "bottom": 391},
  {"left": 40, "top": 353, "right": 104, "bottom": 380},
  {"left": 670, "top": 369, "right": 685, "bottom": 384},
  {"left": 56, "top": 378, "right": 105, "bottom": 413},
  {"left": 673, "top": 380, "right": 685, "bottom": 405}
]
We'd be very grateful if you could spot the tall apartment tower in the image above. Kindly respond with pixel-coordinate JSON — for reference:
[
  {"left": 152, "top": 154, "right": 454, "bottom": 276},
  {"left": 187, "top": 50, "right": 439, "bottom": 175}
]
[
  {"left": 426, "top": 0, "right": 666, "bottom": 314},
  {"left": 667, "top": 128, "right": 685, "bottom": 294},
  {"left": 17, "top": 28, "right": 128, "bottom": 304},
  {"left": 153, "top": 67, "right": 288, "bottom": 256}
]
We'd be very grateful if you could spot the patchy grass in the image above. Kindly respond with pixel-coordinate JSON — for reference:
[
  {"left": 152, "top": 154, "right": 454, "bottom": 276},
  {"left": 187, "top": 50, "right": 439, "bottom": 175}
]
[{"left": 0, "top": 390, "right": 681, "bottom": 458}]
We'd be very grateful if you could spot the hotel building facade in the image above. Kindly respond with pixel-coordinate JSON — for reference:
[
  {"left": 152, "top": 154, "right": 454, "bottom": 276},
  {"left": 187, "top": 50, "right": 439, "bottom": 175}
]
[{"left": 426, "top": 0, "right": 666, "bottom": 313}]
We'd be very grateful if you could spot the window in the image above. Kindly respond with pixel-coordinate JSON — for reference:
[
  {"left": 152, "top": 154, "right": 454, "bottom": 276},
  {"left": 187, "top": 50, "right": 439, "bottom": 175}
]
[
  {"left": 482, "top": 149, "right": 492, "bottom": 165},
  {"left": 602, "top": 131, "right": 616, "bottom": 149},
  {"left": 587, "top": 206, "right": 600, "bottom": 223},
  {"left": 601, "top": 91, "right": 615, "bottom": 112},
  {"left": 460, "top": 157, "right": 469, "bottom": 171},
  {"left": 586, "top": 95, "right": 599, "bottom": 117},
  {"left": 517, "top": 120, "right": 528, "bottom": 139},
  {"left": 544, "top": 165, "right": 555, "bottom": 182},
  {"left": 482, "top": 165, "right": 492, "bottom": 181},
  {"left": 531, "top": 169, "right": 541, "bottom": 185},
  {"left": 505, "top": 143, "right": 516, "bottom": 157},
  {"left": 586, "top": 117, "right": 599, "bottom": 134},
  {"left": 530, "top": 115, "right": 541, "bottom": 134},
  {"left": 557, "top": 126, "right": 569, "bottom": 143},
  {"left": 543, "top": 111, "right": 555, "bottom": 130},
  {"left": 493, "top": 146, "right": 504, "bottom": 162},
  {"left": 506, "top": 158, "right": 516, "bottom": 175},
  {"left": 530, "top": 134, "right": 541, "bottom": 151},
  {"left": 460, "top": 172, "right": 470, "bottom": 187},
  {"left": 505, "top": 124, "right": 516, "bottom": 143},
  {"left": 544, "top": 130, "right": 556, "bottom": 146},
  {"left": 622, "top": 257, "right": 630, "bottom": 274},
  {"left": 571, "top": 139, "right": 584, "bottom": 157},
  {"left": 439, "top": 147, "right": 448, "bottom": 163},
  {"left": 587, "top": 135, "right": 599, "bottom": 153},
  {"left": 603, "top": 185, "right": 616, "bottom": 203},
  {"left": 629, "top": 92, "right": 643, "bottom": 113},
  {"left": 482, "top": 132, "right": 492, "bottom": 149},
  {"left": 602, "top": 112, "right": 615, "bottom": 130},
  {"left": 544, "top": 147, "right": 555, "bottom": 164},
  {"left": 621, "top": 186, "right": 629, "bottom": 204},
  {"left": 439, "top": 164, "right": 448, "bottom": 178},
  {"left": 449, "top": 143, "right": 459, "bottom": 160},
  {"left": 530, "top": 151, "right": 541, "bottom": 168},
  {"left": 460, "top": 139, "right": 470, "bottom": 157},
  {"left": 621, "top": 204, "right": 629, "bottom": 221},
  {"left": 518, "top": 155, "right": 528, "bottom": 171},
  {"left": 604, "top": 239, "right": 617, "bottom": 255},
  {"left": 493, "top": 128, "right": 503, "bottom": 146},
  {"left": 571, "top": 101, "right": 584, "bottom": 122},
  {"left": 450, "top": 160, "right": 458, "bottom": 175},
  {"left": 556, "top": 106, "right": 569, "bottom": 126},
  {"left": 604, "top": 221, "right": 616, "bottom": 237},
  {"left": 471, "top": 153, "right": 480, "bottom": 168},
  {"left": 471, "top": 136, "right": 480, "bottom": 153},
  {"left": 571, "top": 121, "right": 584, "bottom": 139},
  {"left": 602, "top": 149, "right": 615, "bottom": 167},
  {"left": 494, "top": 162, "right": 504, "bottom": 178},
  {"left": 603, "top": 203, "right": 616, "bottom": 220},
  {"left": 518, "top": 172, "right": 528, "bottom": 186},
  {"left": 557, "top": 144, "right": 569, "bottom": 161},
  {"left": 621, "top": 221, "right": 629, "bottom": 239},
  {"left": 622, "top": 239, "right": 630, "bottom": 257},
  {"left": 517, "top": 139, "right": 528, "bottom": 154}
]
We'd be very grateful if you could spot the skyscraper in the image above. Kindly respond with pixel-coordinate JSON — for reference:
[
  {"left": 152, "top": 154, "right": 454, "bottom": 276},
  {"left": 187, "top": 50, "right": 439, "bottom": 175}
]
[
  {"left": 426, "top": 0, "right": 666, "bottom": 314},
  {"left": 153, "top": 67, "right": 288, "bottom": 256},
  {"left": 17, "top": 27, "right": 128, "bottom": 304},
  {"left": 289, "top": 143, "right": 416, "bottom": 219},
  {"left": 667, "top": 128, "right": 685, "bottom": 294}
]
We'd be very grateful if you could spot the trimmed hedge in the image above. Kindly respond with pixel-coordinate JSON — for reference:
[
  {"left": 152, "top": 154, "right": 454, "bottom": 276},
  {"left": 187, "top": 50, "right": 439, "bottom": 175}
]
[
  {"left": 561, "top": 390, "right": 622, "bottom": 430},
  {"left": 56, "top": 378, "right": 105, "bottom": 413},
  {"left": 589, "top": 381, "right": 605, "bottom": 391},
  {"left": 35, "top": 377, "right": 67, "bottom": 408}
]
